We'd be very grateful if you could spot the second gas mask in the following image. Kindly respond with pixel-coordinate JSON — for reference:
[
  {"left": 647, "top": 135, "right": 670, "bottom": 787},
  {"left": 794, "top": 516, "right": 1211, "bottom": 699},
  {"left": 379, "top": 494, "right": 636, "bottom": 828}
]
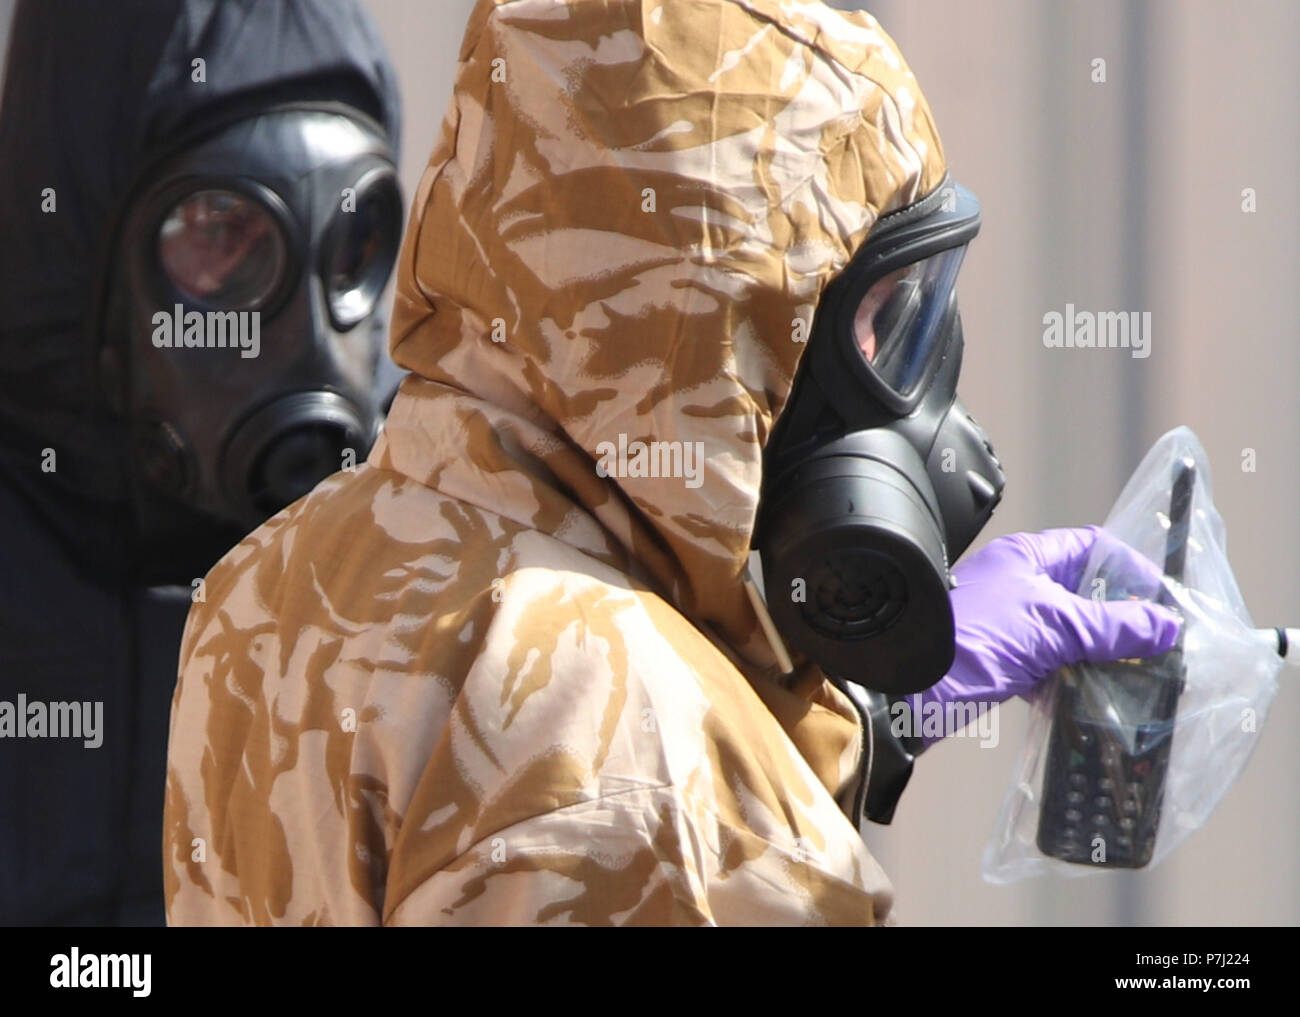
[
  {"left": 99, "top": 104, "right": 402, "bottom": 581},
  {"left": 754, "top": 180, "right": 1004, "bottom": 696}
]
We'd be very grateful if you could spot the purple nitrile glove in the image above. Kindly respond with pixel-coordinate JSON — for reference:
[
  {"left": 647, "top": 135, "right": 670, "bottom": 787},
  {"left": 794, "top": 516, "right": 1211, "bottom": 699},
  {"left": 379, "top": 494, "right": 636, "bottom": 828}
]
[{"left": 913, "top": 526, "right": 1182, "bottom": 745}]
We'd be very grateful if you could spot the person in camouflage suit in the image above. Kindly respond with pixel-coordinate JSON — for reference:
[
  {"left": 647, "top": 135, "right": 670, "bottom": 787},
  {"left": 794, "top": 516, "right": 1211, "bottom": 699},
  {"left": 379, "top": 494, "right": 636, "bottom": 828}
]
[{"left": 163, "top": 0, "right": 1178, "bottom": 925}]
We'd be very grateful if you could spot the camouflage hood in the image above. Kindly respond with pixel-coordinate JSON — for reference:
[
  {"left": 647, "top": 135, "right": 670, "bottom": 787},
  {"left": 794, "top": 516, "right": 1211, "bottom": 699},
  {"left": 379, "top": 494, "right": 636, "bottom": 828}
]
[{"left": 377, "top": 0, "right": 947, "bottom": 669}]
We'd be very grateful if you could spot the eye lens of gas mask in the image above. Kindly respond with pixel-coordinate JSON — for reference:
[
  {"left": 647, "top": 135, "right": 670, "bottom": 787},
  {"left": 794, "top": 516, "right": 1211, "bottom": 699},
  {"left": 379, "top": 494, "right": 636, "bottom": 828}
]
[
  {"left": 157, "top": 189, "right": 288, "bottom": 309},
  {"left": 321, "top": 170, "right": 402, "bottom": 330},
  {"left": 852, "top": 245, "right": 964, "bottom": 397}
]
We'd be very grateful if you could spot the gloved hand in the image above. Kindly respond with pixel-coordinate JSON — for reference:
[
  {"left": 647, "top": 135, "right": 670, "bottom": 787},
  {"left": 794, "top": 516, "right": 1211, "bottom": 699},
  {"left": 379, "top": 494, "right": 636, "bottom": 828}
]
[{"left": 915, "top": 526, "right": 1182, "bottom": 743}]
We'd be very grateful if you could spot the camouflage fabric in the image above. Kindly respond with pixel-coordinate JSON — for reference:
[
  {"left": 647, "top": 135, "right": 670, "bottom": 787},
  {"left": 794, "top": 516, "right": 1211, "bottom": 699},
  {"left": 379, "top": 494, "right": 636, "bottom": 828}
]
[{"left": 164, "top": 0, "right": 946, "bottom": 925}]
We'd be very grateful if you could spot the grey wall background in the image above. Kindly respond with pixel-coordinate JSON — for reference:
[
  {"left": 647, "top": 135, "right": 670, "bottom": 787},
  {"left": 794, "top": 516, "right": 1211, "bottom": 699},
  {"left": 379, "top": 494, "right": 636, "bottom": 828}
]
[
  {"left": 844, "top": 0, "right": 1300, "bottom": 926},
  {"left": 0, "top": 0, "right": 12, "bottom": 88},
  {"left": 3, "top": 0, "right": 1293, "bottom": 925}
]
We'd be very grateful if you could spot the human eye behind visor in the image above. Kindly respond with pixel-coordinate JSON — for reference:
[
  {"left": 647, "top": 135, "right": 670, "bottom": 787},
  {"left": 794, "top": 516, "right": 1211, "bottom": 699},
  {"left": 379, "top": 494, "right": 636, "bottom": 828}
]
[
  {"left": 158, "top": 188, "right": 288, "bottom": 310},
  {"left": 852, "top": 244, "right": 965, "bottom": 398}
]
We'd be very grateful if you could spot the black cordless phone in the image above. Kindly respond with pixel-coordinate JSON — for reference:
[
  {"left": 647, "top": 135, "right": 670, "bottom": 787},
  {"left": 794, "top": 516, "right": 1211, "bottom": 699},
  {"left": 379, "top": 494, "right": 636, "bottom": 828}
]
[{"left": 1036, "top": 459, "right": 1195, "bottom": 868}]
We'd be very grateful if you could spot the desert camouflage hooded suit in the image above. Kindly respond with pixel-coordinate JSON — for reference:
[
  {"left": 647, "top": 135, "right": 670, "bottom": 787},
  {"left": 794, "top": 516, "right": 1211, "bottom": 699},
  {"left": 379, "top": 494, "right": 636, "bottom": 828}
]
[{"left": 164, "top": 0, "right": 948, "bottom": 925}]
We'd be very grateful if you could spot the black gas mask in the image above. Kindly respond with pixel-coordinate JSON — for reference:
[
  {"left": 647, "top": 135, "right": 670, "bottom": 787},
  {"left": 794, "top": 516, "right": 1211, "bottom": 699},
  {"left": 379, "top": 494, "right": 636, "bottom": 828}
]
[
  {"left": 754, "top": 179, "right": 1004, "bottom": 696},
  {"left": 98, "top": 104, "right": 402, "bottom": 582}
]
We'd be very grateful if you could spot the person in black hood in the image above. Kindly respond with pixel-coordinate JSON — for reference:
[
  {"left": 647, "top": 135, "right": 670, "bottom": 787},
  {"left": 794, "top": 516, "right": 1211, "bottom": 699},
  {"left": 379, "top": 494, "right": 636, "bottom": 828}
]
[{"left": 0, "top": 0, "right": 403, "bottom": 925}]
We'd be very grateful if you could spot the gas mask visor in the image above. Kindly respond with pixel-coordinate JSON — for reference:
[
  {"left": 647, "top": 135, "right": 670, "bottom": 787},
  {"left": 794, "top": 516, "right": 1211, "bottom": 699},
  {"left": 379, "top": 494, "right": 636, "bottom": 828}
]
[
  {"left": 157, "top": 188, "right": 291, "bottom": 312},
  {"left": 852, "top": 240, "right": 964, "bottom": 398},
  {"left": 831, "top": 182, "right": 980, "bottom": 415},
  {"left": 755, "top": 180, "right": 1002, "bottom": 695},
  {"left": 157, "top": 169, "right": 399, "bottom": 332}
]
